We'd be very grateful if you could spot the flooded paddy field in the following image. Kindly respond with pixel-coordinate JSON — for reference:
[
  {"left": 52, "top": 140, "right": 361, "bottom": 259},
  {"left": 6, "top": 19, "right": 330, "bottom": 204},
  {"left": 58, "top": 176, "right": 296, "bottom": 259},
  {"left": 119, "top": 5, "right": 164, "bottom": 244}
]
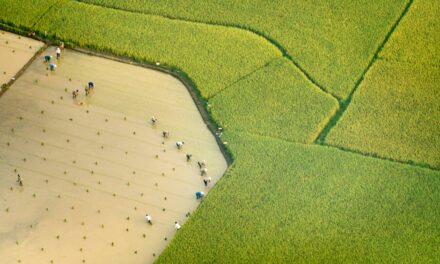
[
  {"left": 0, "top": 30, "right": 44, "bottom": 87},
  {"left": 0, "top": 44, "right": 227, "bottom": 263}
]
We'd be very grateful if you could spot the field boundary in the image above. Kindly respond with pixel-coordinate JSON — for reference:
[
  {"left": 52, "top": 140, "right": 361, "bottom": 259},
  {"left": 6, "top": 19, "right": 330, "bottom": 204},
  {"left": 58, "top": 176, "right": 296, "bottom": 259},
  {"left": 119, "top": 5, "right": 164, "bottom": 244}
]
[
  {"left": 0, "top": 42, "right": 47, "bottom": 97},
  {"left": 207, "top": 57, "right": 281, "bottom": 100},
  {"left": 0, "top": 22, "right": 233, "bottom": 167},
  {"left": 314, "top": 0, "right": 414, "bottom": 144},
  {"left": 228, "top": 129, "right": 440, "bottom": 172},
  {"left": 74, "top": 0, "right": 339, "bottom": 101}
]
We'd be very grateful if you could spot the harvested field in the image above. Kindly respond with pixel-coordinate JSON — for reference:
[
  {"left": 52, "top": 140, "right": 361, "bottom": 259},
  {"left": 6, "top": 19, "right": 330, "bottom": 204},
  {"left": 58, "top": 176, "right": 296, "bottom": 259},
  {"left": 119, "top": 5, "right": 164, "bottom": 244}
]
[{"left": 0, "top": 46, "right": 227, "bottom": 264}]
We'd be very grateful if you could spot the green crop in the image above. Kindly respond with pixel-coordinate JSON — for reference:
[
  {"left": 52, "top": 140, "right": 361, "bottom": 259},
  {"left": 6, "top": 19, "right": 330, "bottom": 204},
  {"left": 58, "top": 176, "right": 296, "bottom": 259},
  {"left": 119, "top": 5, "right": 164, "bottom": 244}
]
[
  {"left": 157, "top": 132, "right": 440, "bottom": 263},
  {"left": 326, "top": 0, "right": 440, "bottom": 169},
  {"left": 0, "top": 0, "right": 60, "bottom": 28},
  {"left": 80, "top": 0, "right": 409, "bottom": 100},
  {"left": 33, "top": 1, "right": 282, "bottom": 98},
  {"left": 209, "top": 57, "right": 338, "bottom": 143},
  {"left": 0, "top": 0, "right": 439, "bottom": 262},
  {"left": 379, "top": 0, "right": 440, "bottom": 67}
]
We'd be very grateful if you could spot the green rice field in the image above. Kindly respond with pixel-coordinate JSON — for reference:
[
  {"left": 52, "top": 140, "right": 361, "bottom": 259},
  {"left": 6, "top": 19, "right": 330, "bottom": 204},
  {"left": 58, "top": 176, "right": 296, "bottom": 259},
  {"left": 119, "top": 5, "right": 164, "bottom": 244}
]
[{"left": 1, "top": 0, "right": 439, "bottom": 262}]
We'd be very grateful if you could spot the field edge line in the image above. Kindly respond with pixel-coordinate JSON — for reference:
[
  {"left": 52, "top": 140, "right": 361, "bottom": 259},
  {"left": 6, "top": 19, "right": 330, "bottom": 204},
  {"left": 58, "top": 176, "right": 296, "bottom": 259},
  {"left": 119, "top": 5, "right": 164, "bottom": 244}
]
[
  {"left": 313, "top": 0, "right": 414, "bottom": 144},
  {"left": 73, "top": 0, "right": 339, "bottom": 102}
]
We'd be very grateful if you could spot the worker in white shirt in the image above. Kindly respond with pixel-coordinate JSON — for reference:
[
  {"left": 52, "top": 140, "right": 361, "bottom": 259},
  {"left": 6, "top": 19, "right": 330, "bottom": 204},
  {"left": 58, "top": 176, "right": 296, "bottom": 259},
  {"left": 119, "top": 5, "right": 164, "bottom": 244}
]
[
  {"left": 145, "top": 214, "right": 152, "bottom": 225},
  {"left": 174, "top": 221, "right": 181, "bottom": 230},
  {"left": 56, "top": 47, "right": 61, "bottom": 59},
  {"left": 176, "top": 141, "right": 184, "bottom": 149}
]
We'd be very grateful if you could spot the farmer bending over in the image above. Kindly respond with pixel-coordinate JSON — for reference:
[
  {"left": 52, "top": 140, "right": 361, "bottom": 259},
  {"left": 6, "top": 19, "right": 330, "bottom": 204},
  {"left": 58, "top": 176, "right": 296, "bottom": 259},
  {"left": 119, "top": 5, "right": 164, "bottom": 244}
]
[
  {"left": 176, "top": 141, "right": 184, "bottom": 149},
  {"left": 195, "top": 191, "right": 204, "bottom": 199},
  {"left": 145, "top": 214, "right": 152, "bottom": 225},
  {"left": 197, "top": 160, "right": 206, "bottom": 169},
  {"left": 49, "top": 63, "right": 57, "bottom": 71},
  {"left": 44, "top": 55, "right": 52, "bottom": 62},
  {"left": 16, "top": 174, "right": 23, "bottom": 186},
  {"left": 151, "top": 116, "right": 157, "bottom": 125}
]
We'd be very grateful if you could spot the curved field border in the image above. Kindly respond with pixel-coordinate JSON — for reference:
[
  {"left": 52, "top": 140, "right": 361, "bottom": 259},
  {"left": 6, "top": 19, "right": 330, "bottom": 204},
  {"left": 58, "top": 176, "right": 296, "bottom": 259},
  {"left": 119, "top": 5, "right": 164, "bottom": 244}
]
[
  {"left": 70, "top": 0, "right": 438, "bottom": 173},
  {"left": 74, "top": 0, "right": 337, "bottom": 101},
  {"left": 1, "top": 1, "right": 439, "bottom": 262},
  {"left": 0, "top": 30, "right": 233, "bottom": 167},
  {"left": 0, "top": 0, "right": 437, "bottom": 172}
]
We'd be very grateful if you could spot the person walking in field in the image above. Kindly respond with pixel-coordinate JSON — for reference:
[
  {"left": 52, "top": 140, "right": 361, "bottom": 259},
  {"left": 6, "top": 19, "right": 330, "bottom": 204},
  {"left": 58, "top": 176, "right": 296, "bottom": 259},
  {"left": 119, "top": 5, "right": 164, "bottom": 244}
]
[
  {"left": 16, "top": 174, "right": 23, "bottom": 186},
  {"left": 186, "top": 154, "right": 192, "bottom": 162},
  {"left": 176, "top": 141, "right": 184, "bottom": 150},
  {"left": 56, "top": 47, "right": 61, "bottom": 59},
  {"left": 200, "top": 167, "right": 208, "bottom": 176},
  {"left": 151, "top": 116, "right": 157, "bottom": 125},
  {"left": 195, "top": 191, "right": 204, "bottom": 199},
  {"left": 203, "top": 177, "right": 211, "bottom": 187},
  {"left": 197, "top": 160, "right": 206, "bottom": 169},
  {"left": 85, "top": 86, "right": 90, "bottom": 96},
  {"left": 174, "top": 221, "right": 181, "bottom": 230},
  {"left": 145, "top": 214, "right": 152, "bottom": 225},
  {"left": 162, "top": 130, "right": 170, "bottom": 138},
  {"left": 44, "top": 55, "right": 52, "bottom": 63}
]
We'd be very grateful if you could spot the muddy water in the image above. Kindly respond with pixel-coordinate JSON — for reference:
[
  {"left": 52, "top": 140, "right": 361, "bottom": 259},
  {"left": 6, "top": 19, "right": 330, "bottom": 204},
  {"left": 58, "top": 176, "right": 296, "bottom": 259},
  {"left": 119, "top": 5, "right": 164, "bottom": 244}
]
[
  {"left": 0, "top": 47, "right": 227, "bottom": 264},
  {"left": 0, "top": 30, "right": 44, "bottom": 86}
]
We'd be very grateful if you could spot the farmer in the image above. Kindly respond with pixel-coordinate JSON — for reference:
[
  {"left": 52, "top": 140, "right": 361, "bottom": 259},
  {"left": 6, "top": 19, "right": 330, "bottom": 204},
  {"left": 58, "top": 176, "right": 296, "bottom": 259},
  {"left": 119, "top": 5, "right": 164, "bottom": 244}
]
[
  {"left": 200, "top": 168, "right": 208, "bottom": 176},
  {"left": 88, "top": 82, "right": 94, "bottom": 89},
  {"left": 44, "top": 55, "right": 52, "bottom": 62},
  {"left": 49, "top": 63, "right": 57, "bottom": 71},
  {"left": 195, "top": 191, "right": 204, "bottom": 199},
  {"left": 72, "top": 89, "right": 78, "bottom": 99},
  {"left": 203, "top": 177, "right": 212, "bottom": 187},
  {"left": 16, "top": 174, "right": 23, "bottom": 186},
  {"left": 59, "top": 41, "right": 65, "bottom": 50},
  {"left": 162, "top": 130, "right": 170, "bottom": 138},
  {"left": 85, "top": 86, "right": 90, "bottom": 96},
  {"left": 186, "top": 154, "right": 192, "bottom": 162},
  {"left": 197, "top": 160, "right": 206, "bottom": 169},
  {"left": 176, "top": 141, "right": 184, "bottom": 150},
  {"left": 145, "top": 214, "right": 152, "bottom": 225},
  {"left": 56, "top": 47, "right": 61, "bottom": 59},
  {"left": 151, "top": 116, "right": 157, "bottom": 125},
  {"left": 174, "top": 221, "right": 181, "bottom": 230}
]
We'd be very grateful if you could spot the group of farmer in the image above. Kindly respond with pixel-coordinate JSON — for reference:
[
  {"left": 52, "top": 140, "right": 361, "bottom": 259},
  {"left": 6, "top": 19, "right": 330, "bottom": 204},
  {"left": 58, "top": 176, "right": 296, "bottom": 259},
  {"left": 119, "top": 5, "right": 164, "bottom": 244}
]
[
  {"left": 43, "top": 43, "right": 96, "bottom": 101},
  {"left": 44, "top": 42, "right": 63, "bottom": 71},
  {"left": 16, "top": 48, "right": 215, "bottom": 233},
  {"left": 144, "top": 116, "right": 213, "bottom": 230}
]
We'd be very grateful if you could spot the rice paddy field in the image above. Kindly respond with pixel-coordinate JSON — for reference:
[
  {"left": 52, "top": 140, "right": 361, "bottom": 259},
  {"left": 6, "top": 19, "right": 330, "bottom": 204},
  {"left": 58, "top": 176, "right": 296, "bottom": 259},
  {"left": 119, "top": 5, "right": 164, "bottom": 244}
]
[{"left": 0, "top": 0, "right": 439, "bottom": 263}]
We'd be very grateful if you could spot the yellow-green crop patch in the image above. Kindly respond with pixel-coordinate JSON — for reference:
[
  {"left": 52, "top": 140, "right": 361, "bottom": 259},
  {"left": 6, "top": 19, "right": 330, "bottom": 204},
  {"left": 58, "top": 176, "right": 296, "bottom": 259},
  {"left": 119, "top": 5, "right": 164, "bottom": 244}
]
[
  {"left": 0, "top": 0, "right": 61, "bottom": 28},
  {"left": 325, "top": 0, "right": 440, "bottom": 168},
  {"left": 379, "top": 0, "right": 440, "bottom": 66},
  {"left": 158, "top": 132, "right": 440, "bottom": 263},
  {"left": 80, "top": 0, "right": 409, "bottom": 99},
  {"left": 32, "top": 1, "right": 282, "bottom": 98},
  {"left": 209, "top": 58, "right": 338, "bottom": 143}
]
